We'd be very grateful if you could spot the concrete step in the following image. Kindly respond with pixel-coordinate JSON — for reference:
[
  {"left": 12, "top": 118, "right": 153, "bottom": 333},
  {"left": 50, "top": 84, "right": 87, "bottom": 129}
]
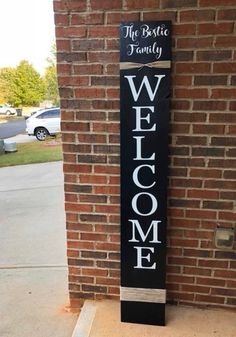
[{"left": 72, "top": 300, "right": 236, "bottom": 337}]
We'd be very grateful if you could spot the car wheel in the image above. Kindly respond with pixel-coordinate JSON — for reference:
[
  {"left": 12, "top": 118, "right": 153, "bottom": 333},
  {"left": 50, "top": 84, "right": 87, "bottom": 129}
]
[
  {"left": 6, "top": 110, "right": 11, "bottom": 115},
  {"left": 35, "top": 127, "right": 49, "bottom": 141}
]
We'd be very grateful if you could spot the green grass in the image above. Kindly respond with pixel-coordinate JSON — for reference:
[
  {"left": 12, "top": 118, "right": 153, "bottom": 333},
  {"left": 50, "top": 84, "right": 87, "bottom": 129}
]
[{"left": 0, "top": 139, "right": 63, "bottom": 167}]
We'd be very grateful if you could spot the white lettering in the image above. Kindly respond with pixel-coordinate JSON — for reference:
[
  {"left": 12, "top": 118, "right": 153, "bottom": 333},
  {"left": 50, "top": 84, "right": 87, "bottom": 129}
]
[
  {"left": 125, "top": 75, "right": 165, "bottom": 102},
  {"left": 132, "top": 192, "right": 158, "bottom": 216},
  {"left": 133, "top": 164, "right": 156, "bottom": 189},
  {"left": 133, "top": 136, "right": 155, "bottom": 160},
  {"left": 128, "top": 219, "right": 162, "bottom": 243},
  {"left": 134, "top": 246, "right": 156, "bottom": 269},
  {"left": 133, "top": 106, "right": 156, "bottom": 132}
]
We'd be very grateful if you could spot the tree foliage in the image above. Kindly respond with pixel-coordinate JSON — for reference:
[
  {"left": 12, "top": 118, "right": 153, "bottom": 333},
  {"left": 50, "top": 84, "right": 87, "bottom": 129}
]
[
  {"left": 0, "top": 60, "right": 45, "bottom": 107},
  {"left": 0, "top": 44, "right": 59, "bottom": 107},
  {"left": 0, "top": 67, "right": 16, "bottom": 104},
  {"left": 43, "top": 44, "right": 59, "bottom": 105}
]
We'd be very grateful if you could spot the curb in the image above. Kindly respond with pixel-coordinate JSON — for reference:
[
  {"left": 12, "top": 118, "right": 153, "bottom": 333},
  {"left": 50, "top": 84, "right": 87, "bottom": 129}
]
[{"left": 71, "top": 301, "right": 96, "bottom": 337}]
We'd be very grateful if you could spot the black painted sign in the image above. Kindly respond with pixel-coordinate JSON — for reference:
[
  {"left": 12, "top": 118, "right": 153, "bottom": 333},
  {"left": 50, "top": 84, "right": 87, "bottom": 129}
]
[{"left": 120, "top": 21, "right": 171, "bottom": 326}]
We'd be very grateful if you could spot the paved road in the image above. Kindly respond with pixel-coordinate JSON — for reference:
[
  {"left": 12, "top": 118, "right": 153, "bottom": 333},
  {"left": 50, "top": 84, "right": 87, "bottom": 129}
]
[{"left": 0, "top": 118, "right": 26, "bottom": 139}]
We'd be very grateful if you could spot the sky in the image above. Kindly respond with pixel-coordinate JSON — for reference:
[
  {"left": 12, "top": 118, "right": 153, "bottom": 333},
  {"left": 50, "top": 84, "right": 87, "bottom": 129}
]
[{"left": 0, "top": 0, "right": 55, "bottom": 74}]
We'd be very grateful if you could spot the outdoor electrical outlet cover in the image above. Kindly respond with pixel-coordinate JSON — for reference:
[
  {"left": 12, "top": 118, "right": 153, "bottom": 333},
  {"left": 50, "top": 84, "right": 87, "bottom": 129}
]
[{"left": 214, "top": 227, "right": 235, "bottom": 250}]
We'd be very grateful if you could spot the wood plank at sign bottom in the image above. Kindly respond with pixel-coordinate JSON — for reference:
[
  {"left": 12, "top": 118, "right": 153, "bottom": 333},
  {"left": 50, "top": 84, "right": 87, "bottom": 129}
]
[
  {"left": 121, "top": 301, "right": 165, "bottom": 326},
  {"left": 120, "top": 287, "right": 166, "bottom": 303}
]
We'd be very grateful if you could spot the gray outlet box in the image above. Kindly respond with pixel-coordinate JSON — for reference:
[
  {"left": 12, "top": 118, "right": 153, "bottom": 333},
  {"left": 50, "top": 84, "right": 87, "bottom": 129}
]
[{"left": 214, "top": 227, "right": 235, "bottom": 250}]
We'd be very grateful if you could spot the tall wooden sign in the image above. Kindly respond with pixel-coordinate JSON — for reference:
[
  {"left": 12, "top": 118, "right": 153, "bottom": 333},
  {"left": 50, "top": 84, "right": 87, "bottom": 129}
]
[{"left": 120, "top": 21, "right": 171, "bottom": 326}]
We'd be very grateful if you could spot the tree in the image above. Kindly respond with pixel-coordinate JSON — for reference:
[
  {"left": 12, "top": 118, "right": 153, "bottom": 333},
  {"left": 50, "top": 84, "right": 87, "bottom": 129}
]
[
  {"left": 43, "top": 44, "right": 59, "bottom": 105},
  {"left": 13, "top": 60, "right": 45, "bottom": 106},
  {"left": 0, "top": 61, "right": 45, "bottom": 107},
  {"left": 0, "top": 67, "right": 16, "bottom": 104}
]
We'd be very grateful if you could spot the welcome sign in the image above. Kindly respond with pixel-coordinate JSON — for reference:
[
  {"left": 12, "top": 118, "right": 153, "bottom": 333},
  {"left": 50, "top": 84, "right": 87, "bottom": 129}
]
[{"left": 120, "top": 21, "right": 171, "bottom": 326}]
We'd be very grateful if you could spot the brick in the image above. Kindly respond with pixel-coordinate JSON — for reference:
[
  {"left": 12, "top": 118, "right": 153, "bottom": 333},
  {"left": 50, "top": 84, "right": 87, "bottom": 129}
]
[
  {"left": 161, "top": 0, "right": 197, "bottom": 8},
  {"left": 200, "top": 0, "right": 236, "bottom": 6},
  {"left": 173, "top": 24, "right": 196, "bottom": 36},
  {"left": 187, "top": 189, "right": 219, "bottom": 199},
  {"left": 211, "top": 137, "right": 236, "bottom": 147},
  {"left": 219, "top": 211, "right": 236, "bottom": 221},
  {"left": 220, "top": 191, "right": 236, "bottom": 201},
  {"left": 76, "top": 111, "right": 106, "bottom": 122},
  {"left": 177, "top": 37, "right": 213, "bottom": 49},
  {"left": 211, "top": 89, "right": 236, "bottom": 99},
  {"left": 91, "top": 76, "right": 119, "bottom": 86},
  {"left": 184, "top": 249, "right": 212, "bottom": 258},
  {"left": 88, "top": 27, "right": 119, "bottom": 38},
  {"left": 57, "top": 52, "right": 86, "bottom": 62},
  {"left": 72, "top": 39, "right": 105, "bottom": 51},
  {"left": 182, "top": 284, "right": 210, "bottom": 294},
  {"left": 176, "top": 63, "right": 211, "bottom": 73},
  {"left": 172, "top": 75, "right": 192, "bottom": 86},
  {"left": 218, "top": 9, "right": 236, "bottom": 21},
  {"left": 169, "top": 199, "right": 200, "bottom": 208},
  {"left": 214, "top": 270, "right": 236, "bottom": 279},
  {"left": 193, "top": 101, "right": 226, "bottom": 111},
  {"left": 203, "top": 201, "right": 233, "bottom": 210},
  {"left": 194, "top": 76, "right": 227, "bottom": 86},
  {"left": 174, "top": 112, "right": 206, "bottom": 123},
  {"left": 185, "top": 209, "right": 217, "bottom": 220},
  {"left": 197, "top": 277, "right": 225, "bottom": 287},
  {"left": 180, "top": 9, "right": 215, "bottom": 22},
  {"left": 58, "top": 76, "right": 89, "bottom": 87},
  {"left": 192, "top": 124, "right": 225, "bottom": 134},
  {"left": 198, "top": 23, "right": 234, "bottom": 35},
  {"left": 215, "top": 250, "right": 236, "bottom": 260},
  {"left": 54, "top": 14, "right": 69, "bottom": 26},
  {"left": 209, "top": 113, "right": 236, "bottom": 124},
  {"left": 106, "top": 12, "right": 140, "bottom": 24},
  {"left": 176, "top": 136, "right": 207, "bottom": 146},
  {"left": 213, "top": 63, "right": 236, "bottom": 73},
  {"left": 53, "top": 0, "right": 87, "bottom": 12},
  {"left": 78, "top": 155, "right": 106, "bottom": 164},
  {"left": 173, "top": 51, "right": 193, "bottom": 61},
  {"left": 184, "top": 267, "right": 211, "bottom": 276},
  {"left": 143, "top": 11, "right": 177, "bottom": 21},
  {"left": 75, "top": 88, "right": 105, "bottom": 99},
  {"left": 198, "top": 259, "right": 228, "bottom": 269},
  {"left": 88, "top": 52, "right": 119, "bottom": 63},
  {"left": 126, "top": 0, "right": 159, "bottom": 9},
  {"left": 215, "top": 36, "right": 236, "bottom": 48},
  {"left": 224, "top": 170, "right": 236, "bottom": 179},
  {"left": 71, "top": 13, "right": 104, "bottom": 25},
  {"left": 208, "top": 159, "right": 236, "bottom": 168},
  {"left": 56, "top": 27, "right": 87, "bottom": 38},
  {"left": 91, "top": 0, "right": 122, "bottom": 9},
  {"left": 80, "top": 214, "right": 107, "bottom": 223},
  {"left": 197, "top": 50, "right": 232, "bottom": 61},
  {"left": 73, "top": 64, "right": 103, "bottom": 75},
  {"left": 175, "top": 88, "right": 208, "bottom": 98},
  {"left": 195, "top": 294, "right": 224, "bottom": 304},
  {"left": 56, "top": 39, "right": 70, "bottom": 52},
  {"left": 205, "top": 180, "right": 236, "bottom": 190}
]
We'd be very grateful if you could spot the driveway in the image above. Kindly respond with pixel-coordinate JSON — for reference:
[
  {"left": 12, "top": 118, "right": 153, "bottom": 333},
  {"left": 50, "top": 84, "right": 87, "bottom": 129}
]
[{"left": 0, "top": 162, "right": 77, "bottom": 337}]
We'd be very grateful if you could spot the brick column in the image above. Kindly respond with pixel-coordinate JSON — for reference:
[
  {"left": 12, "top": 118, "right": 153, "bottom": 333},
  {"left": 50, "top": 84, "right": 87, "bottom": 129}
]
[{"left": 54, "top": 0, "right": 236, "bottom": 311}]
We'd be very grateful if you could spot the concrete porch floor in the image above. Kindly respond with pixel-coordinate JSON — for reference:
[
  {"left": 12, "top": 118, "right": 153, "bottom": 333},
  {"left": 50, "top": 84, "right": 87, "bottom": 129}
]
[{"left": 72, "top": 300, "right": 236, "bottom": 337}]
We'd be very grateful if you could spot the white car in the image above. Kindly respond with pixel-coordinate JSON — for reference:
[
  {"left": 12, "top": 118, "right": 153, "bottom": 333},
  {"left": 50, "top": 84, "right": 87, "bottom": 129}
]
[
  {"left": 26, "top": 108, "right": 61, "bottom": 141},
  {"left": 0, "top": 104, "right": 17, "bottom": 115}
]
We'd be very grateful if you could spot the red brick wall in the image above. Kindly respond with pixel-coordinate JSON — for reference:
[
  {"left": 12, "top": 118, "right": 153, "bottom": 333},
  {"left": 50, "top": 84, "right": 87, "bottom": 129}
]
[{"left": 53, "top": 0, "right": 236, "bottom": 310}]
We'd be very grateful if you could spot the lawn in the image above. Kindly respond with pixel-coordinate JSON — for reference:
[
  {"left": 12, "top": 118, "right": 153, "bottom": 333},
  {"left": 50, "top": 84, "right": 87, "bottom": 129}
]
[{"left": 0, "top": 139, "right": 63, "bottom": 167}]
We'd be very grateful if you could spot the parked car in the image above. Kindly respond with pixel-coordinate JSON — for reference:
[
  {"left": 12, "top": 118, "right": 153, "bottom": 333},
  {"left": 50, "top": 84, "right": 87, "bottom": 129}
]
[
  {"left": 26, "top": 108, "right": 60, "bottom": 141},
  {"left": 0, "top": 104, "right": 17, "bottom": 115}
]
